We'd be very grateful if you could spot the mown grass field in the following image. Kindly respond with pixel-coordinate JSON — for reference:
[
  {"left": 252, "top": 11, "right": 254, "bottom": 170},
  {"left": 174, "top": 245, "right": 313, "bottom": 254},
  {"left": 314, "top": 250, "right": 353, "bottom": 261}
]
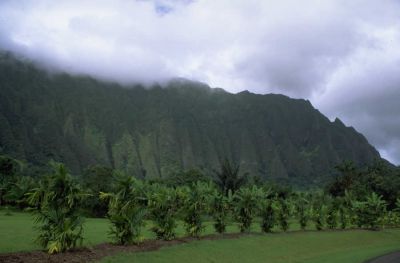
[
  {"left": 1, "top": 210, "right": 399, "bottom": 263},
  {"left": 101, "top": 230, "right": 400, "bottom": 263}
]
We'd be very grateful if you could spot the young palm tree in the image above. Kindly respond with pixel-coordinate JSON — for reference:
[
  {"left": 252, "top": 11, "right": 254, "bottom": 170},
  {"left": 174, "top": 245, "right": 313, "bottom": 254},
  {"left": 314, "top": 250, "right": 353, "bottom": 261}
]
[
  {"left": 234, "top": 185, "right": 262, "bottom": 233},
  {"left": 26, "top": 162, "right": 86, "bottom": 254},
  {"left": 337, "top": 197, "right": 349, "bottom": 229},
  {"left": 180, "top": 182, "right": 212, "bottom": 237},
  {"left": 277, "top": 197, "right": 291, "bottom": 232},
  {"left": 100, "top": 172, "right": 147, "bottom": 245},
  {"left": 209, "top": 188, "right": 232, "bottom": 234},
  {"left": 326, "top": 197, "right": 339, "bottom": 229},
  {"left": 260, "top": 189, "right": 277, "bottom": 233},
  {"left": 295, "top": 194, "right": 310, "bottom": 231},
  {"left": 353, "top": 192, "right": 387, "bottom": 230},
  {"left": 343, "top": 190, "right": 357, "bottom": 226},
  {"left": 147, "top": 184, "right": 178, "bottom": 240},
  {"left": 311, "top": 193, "right": 326, "bottom": 231}
]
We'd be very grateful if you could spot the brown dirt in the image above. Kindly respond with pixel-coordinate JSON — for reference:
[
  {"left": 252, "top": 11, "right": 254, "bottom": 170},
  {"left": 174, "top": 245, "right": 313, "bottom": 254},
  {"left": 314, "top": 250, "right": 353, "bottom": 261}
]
[{"left": 0, "top": 233, "right": 244, "bottom": 263}]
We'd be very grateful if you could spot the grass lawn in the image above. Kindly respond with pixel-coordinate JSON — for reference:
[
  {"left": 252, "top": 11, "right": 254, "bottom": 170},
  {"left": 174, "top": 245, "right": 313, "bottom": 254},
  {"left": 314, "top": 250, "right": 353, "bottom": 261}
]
[
  {"left": 102, "top": 230, "right": 400, "bottom": 263},
  {"left": 1, "top": 210, "right": 399, "bottom": 263},
  {"left": 0, "top": 210, "right": 111, "bottom": 253}
]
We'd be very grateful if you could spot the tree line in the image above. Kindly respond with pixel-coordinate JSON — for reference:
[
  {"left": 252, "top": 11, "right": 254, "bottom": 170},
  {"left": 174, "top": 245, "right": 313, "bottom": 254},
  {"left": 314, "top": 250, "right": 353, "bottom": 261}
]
[{"left": 1, "top": 154, "right": 400, "bottom": 254}]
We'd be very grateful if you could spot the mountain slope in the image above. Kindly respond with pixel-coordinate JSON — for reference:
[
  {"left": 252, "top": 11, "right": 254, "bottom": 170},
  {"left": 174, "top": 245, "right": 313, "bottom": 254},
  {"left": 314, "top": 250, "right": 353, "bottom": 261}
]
[{"left": 0, "top": 53, "right": 380, "bottom": 185}]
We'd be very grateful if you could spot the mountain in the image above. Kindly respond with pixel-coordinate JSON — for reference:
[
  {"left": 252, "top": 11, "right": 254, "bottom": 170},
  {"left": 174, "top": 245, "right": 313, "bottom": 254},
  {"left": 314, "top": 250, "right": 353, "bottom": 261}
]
[{"left": 0, "top": 53, "right": 380, "bottom": 186}]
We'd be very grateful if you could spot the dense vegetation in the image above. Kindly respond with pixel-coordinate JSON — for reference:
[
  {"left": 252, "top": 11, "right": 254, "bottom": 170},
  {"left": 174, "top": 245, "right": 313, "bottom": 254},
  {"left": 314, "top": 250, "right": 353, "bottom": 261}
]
[
  {"left": 1, "top": 154, "right": 399, "bottom": 254},
  {"left": 0, "top": 52, "right": 382, "bottom": 187}
]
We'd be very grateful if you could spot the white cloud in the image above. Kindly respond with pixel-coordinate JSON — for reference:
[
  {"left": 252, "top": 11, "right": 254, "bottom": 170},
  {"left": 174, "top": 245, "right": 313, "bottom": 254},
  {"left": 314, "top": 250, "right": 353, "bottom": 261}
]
[{"left": 1, "top": 0, "right": 400, "bottom": 164}]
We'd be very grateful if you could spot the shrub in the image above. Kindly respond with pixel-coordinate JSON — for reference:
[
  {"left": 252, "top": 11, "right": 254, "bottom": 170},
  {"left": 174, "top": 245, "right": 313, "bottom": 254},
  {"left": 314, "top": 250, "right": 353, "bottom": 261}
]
[
  {"left": 312, "top": 194, "right": 326, "bottom": 231},
  {"left": 180, "top": 182, "right": 212, "bottom": 237},
  {"left": 338, "top": 198, "right": 349, "bottom": 229},
  {"left": 26, "top": 163, "right": 86, "bottom": 254},
  {"left": 353, "top": 192, "right": 387, "bottom": 230},
  {"left": 147, "top": 184, "right": 178, "bottom": 240},
  {"left": 326, "top": 198, "right": 339, "bottom": 229},
  {"left": 260, "top": 197, "right": 276, "bottom": 233},
  {"left": 234, "top": 186, "right": 262, "bottom": 233},
  {"left": 100, "top": 172, "right": 147, "bottom": 245},
  {"left": 209, "top": 189, "right": 232, "bottom": 234},
  {"left": 277, "top": 198, "right": 291, "bottom": 232},
  {"left": 295, "top": 194, "right": 310, "bottom": 231}
]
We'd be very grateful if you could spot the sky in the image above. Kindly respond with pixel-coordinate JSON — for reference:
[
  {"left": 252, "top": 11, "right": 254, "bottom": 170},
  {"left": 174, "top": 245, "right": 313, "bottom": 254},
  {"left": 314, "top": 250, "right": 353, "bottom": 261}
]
[{"left": 0, "top": 0, "right": 399, "bottom": 164}]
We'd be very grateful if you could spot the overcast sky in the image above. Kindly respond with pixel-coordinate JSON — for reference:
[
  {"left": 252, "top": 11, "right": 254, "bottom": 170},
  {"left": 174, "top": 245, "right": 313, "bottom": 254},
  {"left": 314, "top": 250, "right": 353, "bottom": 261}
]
[{"left": 0, "top": 0, "right": 399, "bottom": 164}]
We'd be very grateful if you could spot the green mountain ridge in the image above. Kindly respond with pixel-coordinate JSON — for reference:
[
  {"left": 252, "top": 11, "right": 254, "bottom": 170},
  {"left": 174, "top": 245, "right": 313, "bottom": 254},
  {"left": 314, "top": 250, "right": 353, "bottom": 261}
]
[{"left": 0, "top": 53, "right": 380, "bottom": 185}]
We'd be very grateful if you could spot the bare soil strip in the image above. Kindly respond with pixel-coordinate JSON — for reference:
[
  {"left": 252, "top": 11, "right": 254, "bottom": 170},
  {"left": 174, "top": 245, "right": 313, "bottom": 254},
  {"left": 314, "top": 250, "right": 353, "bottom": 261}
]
[{"left": 0, "top": 233, "right": 243, "bottom": 263}]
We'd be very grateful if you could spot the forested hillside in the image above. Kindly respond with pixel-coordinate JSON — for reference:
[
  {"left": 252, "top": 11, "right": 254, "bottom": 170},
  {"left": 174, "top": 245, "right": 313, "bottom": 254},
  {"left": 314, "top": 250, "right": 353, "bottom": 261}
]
[{"left": 0, "top": 53, "right": 380, "bottom": 185}]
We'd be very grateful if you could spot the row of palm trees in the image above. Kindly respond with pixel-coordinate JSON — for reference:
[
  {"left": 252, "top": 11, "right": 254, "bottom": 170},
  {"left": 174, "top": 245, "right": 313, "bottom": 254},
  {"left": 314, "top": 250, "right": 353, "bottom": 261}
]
[{"left": 24, "top": 163, "right": 400, "bottom": 254}]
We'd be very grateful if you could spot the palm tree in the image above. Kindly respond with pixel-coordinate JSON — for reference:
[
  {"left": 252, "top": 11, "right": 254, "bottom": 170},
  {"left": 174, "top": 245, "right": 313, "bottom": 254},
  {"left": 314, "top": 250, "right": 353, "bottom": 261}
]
[
  {"left": 326, "top": 197, "right": 339, "bottom": 229},
  {"left": 100, "top": 172, "right": 147, "bottom": 245},
  {"left": 311, "top": 193, "right": 326, "bottom": 231},
  {"left": 180, "top": 182, "right": 212, "bottom": 237},
  {"left": 337, "top": 197, "right": 349, "bottom": 229},
  {"left": 147, "top": 184, "right": 178, "bottom": 240},
  {"left": 260, "top": 189, "right": 276, "bottom": 233},
  {"left": 277, "top": 198, "right": 291, "bottom": 232},
  {"left": 209, "top": 188, "right": 232, "bottom": 234},
  {"left": 234, "top": 185, "right": 262, "bottom": 233},
  {"left": 295, "top": 194, "right": 310, "bottom": 231},
  {"left": 213, "top": 159, "right": 248, "bottom": 196},
  {"left": 26, "top": 162, "right": 86, "bottom": 254},
  {"left": 354, "top": 192, "right": 387, "bottom": 230}
]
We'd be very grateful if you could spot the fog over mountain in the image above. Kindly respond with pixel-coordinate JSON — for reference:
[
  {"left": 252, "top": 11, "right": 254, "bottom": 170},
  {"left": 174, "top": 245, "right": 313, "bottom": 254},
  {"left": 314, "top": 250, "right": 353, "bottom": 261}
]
[{"left": 0, "top": 0, "right": 399, "bottom": 164}]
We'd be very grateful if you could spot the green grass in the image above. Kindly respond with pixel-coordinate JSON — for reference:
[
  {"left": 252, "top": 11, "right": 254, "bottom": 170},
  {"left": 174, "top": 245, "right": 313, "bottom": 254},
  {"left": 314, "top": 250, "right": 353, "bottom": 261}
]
[
  {"left": 0, "top": 210, "right": 312, "bottom": 253},
  {"left": 0, "top": 211, "right": 258, "bottom": 253},
  {"left": 0, "top": 210, "right": 112, "bottom": 253},
  {"left": 1, "top": 210, "right": 399, "bottom": 263},
  {"left": 102, "top": 230, "right": 400, "bottom": 263}
]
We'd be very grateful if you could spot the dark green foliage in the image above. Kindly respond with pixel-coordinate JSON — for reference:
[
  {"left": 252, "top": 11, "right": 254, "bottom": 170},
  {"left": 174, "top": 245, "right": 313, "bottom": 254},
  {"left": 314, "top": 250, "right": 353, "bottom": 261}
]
[
  {"left": 234, "top": 186, "right": 262, "bottom": 233},
  {"left": 213, "top": 159, "right": 248, "bottom": 196},
  {"left": 209, "top": 189, "right": 232, "bottom": 234},
  {"left": 326, "top": 198, "right": 338, "bottom": 229},
  {"left": 162, "top": 169, "right": 210, "bottom": 187},
  {"left": 147, "top": 184, "right": 178, "bottom": 240},
  {"left": 81, "top": 165, "right": 113, "bottom": 217},
  {"left": 0, "top": 155, "right": 21, "bottom": 179},
  {"left": 181, "top": 182, "right": 212, "bottom": 237},
  {"left": 295, "top": 194, "right": 310, "bottom": 230},
  {"left": 0, "top": 53, "right": 381, "bottom": 187},
  {"left": 4, "top": 175, "right": 36, "bottom": 208},
  {"left": 260, "top": 192, "right": 276, "bottom": 233},
  {"left": 328, "top": 160, "right": 400, "bottom": 209},
  {"left": 260, "top": 200, "right": 276, "bottom": 233},
  {"left": 338, "top": 198, "right": 349, "bottom": 229},
  {"left": 277, "top": 198, "right": 291, "bottom": 232},
  {"left": 0, "top": 154, "right": 23, "bottom": 205},
  {"left": 26, "top": 162, "right": 85, "bottom": 254},
  {"left": 328, "top": 161, "right": 358, "bottom": 197},
  {"left": 352, "top": 192, "right": 387, "bottom": 230},
  {"left": 312, "top": 194, "right": 326, "bottom": 231},
  {"left": 100, "top": 172, "right": 147, "bottom": 245}
]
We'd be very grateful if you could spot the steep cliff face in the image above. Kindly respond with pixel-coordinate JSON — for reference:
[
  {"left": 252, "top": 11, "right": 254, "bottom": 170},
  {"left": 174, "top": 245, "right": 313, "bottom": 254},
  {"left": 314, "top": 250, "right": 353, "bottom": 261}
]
[{"left": 0, "top": 54, "right": 380, "bottom": 184}]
